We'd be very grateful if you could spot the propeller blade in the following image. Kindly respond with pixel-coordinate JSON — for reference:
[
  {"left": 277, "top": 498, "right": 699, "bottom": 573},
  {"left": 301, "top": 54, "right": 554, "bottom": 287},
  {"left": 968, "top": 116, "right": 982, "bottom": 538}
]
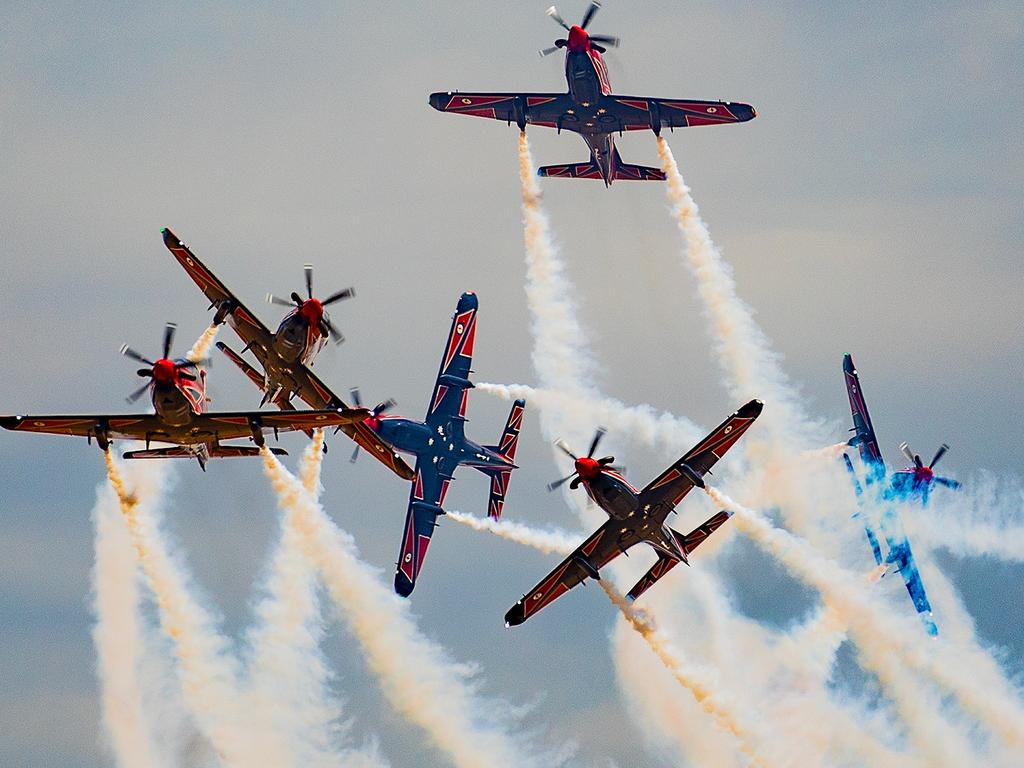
[
  {"left": 178, "top": 371, "right": 197, "bottom": 382},
  {"left": 350, "top": 445, "right": 361, "bottom": 464},
  {"left": 126, "top": 380, "right": 152, "bottom": 404},
  {"left": 373, "top": 398, "right": 397, "bottom": 416},
  {"left": 934, "top": 476, "right": 961, "bottom": 490},
  {"left": 554, "top": 438, "right": 577, "bottom": 460},
  {"left": 581, "top": 1, "right": 601, "bottom": 29},
  {"left": 177, "top": 359, "right": 210, "bottom": 370},
  {"left": 546, "top": 6, "right": 570, "bottom": 30},
  {"left": 587, "top": 427, "right": 606, "bottom": 458},
  {"left": 136, "top": 368, "right": 153, "bottom": 378},
  {"left": 267, "top": 293, "right": 297, "bottom": 307},
  {"left": 349, "top": 387, "right": 363, "bottom": 408},
  {"left": 604, "top": 464, "right": 625, "bottom": 474},
  {"left": 304, "top": 263, "right": 314, "bottom": 299},
  {"left": 121, "top": 345, "right": 155, "bottom": 366},
  {"left": 322, "top": 286, "right": 356, "bottom": 306},
  {"left": 162, "top": 322, "right": 177, "bottom": 360},
  {"left": 569, "top": 476, "right": 583, "bottom": 490},
  {"left": 290, "top": 291, "right": 304, "bottom": 306},
  {"left": 899, "top": 442, "right": 916, "bottom": 466},
  {"left": 597, "top": 456, "right": 616, "bottom": 466},
  {"left": 930, "top": 444, "right": 949, "bottom": 468},
  {"left": 547, "top": 473, "right": 576, "bottom": 492},
  {"left": 588, "top": 34, "right": 619, "bottom": 46},
  {"left": 322, "top": 317, "right": 344, "bottom": 345},
  {"left": 538, "top": 46, "right": 561, "bottom": 57}
]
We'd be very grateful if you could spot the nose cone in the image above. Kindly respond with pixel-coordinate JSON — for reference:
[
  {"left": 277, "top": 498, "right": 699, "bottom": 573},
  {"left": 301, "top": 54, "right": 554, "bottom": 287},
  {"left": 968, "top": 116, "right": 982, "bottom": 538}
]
[
  {"left": 299, "top": 298, "right": 324, "bottom": 327},
  {"left": 567, "top": 25, "right": 589, "bottom": 52},
  {"left": 456, "top": 291, "right": 478, "bottom": 313},
  {"left": 152, "top": 358, "right": 176, "bottom": 385},
  {"left": 574, "top": 456, "right": 601, "bottom": 482}
]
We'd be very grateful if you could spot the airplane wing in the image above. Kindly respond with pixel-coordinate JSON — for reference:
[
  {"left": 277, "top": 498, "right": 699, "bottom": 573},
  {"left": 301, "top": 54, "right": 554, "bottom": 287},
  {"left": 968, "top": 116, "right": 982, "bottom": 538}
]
[
  {"left": 843, "top": 354, "right": 884, "bottom": 473},
  {"left": 885, "top": 534, "right": 938, "bottom": 636},
  {"left": 639, "top": 399, "right": 763, "bottom": 519},
  {"left": 505, "top": 520, "right": 640, "bottom": 626},
  {"left": 394, "top": 459, "right": 453, "bottom": 597},
  {"left": 162, "top": 228, "right": 276, "bottom": 354},
  {"left": 429, "top": 92, "right": 575, "bottom": 130},
  {"left": 599, "top": 96, "right": 756, "bottom": 132},
  {"left": 424, "top": 293, "right": 478, "bottom": 438},
  {"left": 428, "top": 92, "right": 756, "bottom": 134},
  {"left": 0, "top": 408, "right": 367, "bottom": 445}
]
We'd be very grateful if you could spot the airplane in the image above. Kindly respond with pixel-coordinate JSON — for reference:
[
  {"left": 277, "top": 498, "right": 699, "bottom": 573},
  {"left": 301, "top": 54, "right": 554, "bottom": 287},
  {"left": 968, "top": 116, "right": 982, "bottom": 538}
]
[
  {"left": 358, "top": 292, "right": 526, "bottom": 596},
  {"left": 505, "top": 399, "right": 763, "bottom": 626},
  {"left": 842, "top": 353, "right": 961, "bottom": 636},
  {"left": 0, "top": 322, "right": 368, "bottom": 470},
  {"left": 429, "top": 2, "right": 757, "bottom": 186},
  {"left": 162, "top": 227, "right": 415, "bottom": 480}
]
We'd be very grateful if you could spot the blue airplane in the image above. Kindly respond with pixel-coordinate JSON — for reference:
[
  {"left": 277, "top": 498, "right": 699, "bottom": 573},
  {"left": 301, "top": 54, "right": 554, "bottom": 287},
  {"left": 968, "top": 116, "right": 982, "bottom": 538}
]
[
  {"left": 355, "top": 292, "right": 526, "bottom": 596},
  {"left": 842, "top": 353, "right": 961, "bottom": 636}
]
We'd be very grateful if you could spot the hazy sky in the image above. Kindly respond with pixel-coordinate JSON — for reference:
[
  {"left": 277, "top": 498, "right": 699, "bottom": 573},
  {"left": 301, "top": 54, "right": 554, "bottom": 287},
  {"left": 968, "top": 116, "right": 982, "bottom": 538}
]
[{"left": 1, "top": 2, "right": 1022, "bottom": 766}]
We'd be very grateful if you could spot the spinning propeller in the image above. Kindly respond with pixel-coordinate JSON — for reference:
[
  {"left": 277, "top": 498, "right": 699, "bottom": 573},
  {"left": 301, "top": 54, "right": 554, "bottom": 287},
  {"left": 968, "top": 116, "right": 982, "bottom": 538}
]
[
  {"left": 898, "top": 441, "right": 961, "bottom": 489},
  {"left": 120, "top": 322, "right": 208, "bottom": 403},
  {"left": 539, "top": 2, "right": 620, "bottom": 57},
  {"left": 266, "top": 264, "right": 354, "bottom": 345},
  {"left": 547, "top": 427, "right": 623, "bottom": 491},
  {"left": 347, "top": 387, "right": 397, "bottom": 462}
]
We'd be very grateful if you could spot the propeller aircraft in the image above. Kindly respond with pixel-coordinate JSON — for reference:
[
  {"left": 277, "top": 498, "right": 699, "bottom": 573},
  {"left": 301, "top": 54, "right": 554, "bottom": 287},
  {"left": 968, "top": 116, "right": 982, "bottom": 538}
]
[
  {"left": 163, "top": 228, "right": 415, "bottom": 480},
  {"left": 843, "top": 353, "right": 962, "bottom": 635},
  {"left": 429, "top": 1, "right": 757, "bottom": 186},
  {"left": 505, "top": 399, "right": 763, "bottom": 626},
  {"left": 354, "top": 292, "right": 527, "bottom": 596},
  {"left": 0, "top": 323, "right": 368, "bottom": 470}
]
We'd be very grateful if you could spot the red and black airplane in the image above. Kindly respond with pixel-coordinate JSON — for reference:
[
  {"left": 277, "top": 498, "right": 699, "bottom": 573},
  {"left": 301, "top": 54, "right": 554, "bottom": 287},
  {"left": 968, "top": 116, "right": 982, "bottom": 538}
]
[
  {"left": 505, "top": 399, "right": 762, "bottom": 626},
  {"left": 430, "top": 2, "right": 756, "bottom": 186},
  {"left": 0, "top": 323, "right": 368, "bottom": 470},
  {"left": 163, "top": 228, "right": 415, "bottom": 480}
]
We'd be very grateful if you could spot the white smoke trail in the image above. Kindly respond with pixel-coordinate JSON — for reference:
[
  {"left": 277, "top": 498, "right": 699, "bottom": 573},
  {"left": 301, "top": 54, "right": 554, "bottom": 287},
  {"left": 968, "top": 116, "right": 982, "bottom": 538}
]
[
  {"left": 707, "top": 485, "right": 1024, "bottom": 755},
  {"left": 600, "top": 580, "right": 775, "bottom": 768},
  {"left": 104, "top": 453, "right": 256, "bottom": 767},
  {"left": 476, "top": 381, "right": 702, "bottom": 454},
  {"left": 246, "top": 431, "right": 386, "bottom": 768},
  {"left": 91, "top": 478, "right": 168, "bottom": 768},
  {"left": 187, "top": 324, "right": 219, "bottom": 363},
  {"left": 445, "top": 510, "right": 579, "bottom": 555},
  {"left": 656, "top": 137, "right": 817, "bottom": 452},
  {"left": 910, "top": 475, "right": 1024, "bottom": 562},
  {"left": 259, "top": 447, "right": 553, "bottom": 768},
  {"left": 515, "top": 133, "right": 898, "bottom": 766}
]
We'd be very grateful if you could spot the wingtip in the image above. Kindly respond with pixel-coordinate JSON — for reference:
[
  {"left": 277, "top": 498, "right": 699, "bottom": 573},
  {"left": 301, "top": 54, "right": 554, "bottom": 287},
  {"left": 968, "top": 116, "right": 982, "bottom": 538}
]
[{"left": 737, "top": 399, "right": 764, "bottom": 419}]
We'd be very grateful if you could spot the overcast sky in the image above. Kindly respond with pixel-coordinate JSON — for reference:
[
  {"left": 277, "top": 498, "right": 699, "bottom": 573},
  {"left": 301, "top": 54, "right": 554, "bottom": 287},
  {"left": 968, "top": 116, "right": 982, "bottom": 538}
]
[{"left": 1, "top": 2, "right": 1022, "bottom": 766}]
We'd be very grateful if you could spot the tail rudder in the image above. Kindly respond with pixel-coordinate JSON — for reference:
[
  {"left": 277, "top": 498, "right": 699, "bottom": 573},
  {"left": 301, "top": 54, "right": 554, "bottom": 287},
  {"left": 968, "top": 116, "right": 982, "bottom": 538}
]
[{"left": 482, "top": 399, "right": 526, "bottom": 519}]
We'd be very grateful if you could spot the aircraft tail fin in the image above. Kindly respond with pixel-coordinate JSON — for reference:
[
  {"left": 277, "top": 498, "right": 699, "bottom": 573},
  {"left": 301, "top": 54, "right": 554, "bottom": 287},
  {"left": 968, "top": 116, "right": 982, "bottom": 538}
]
[
  {"left": 537, "top": 150, "right": 665, "bottom": 182},
  {"left": 480, "top": 398, "right": 526, "bottom": 520}
]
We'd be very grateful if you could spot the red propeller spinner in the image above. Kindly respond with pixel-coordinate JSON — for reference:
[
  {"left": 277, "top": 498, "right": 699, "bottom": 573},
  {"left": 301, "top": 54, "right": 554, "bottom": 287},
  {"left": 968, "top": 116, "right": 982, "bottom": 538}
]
[
  {"left": 899, "top": 442, "right": 961, "bottom": 489},
  {"left": 539, "top": 2, "right": 620, "bottom": 57},
  {"left": 267, "top": 263, "right": 355, "bottom": 345},
  {"left": 547, "top": 427, "right": 624, "bottom": 491},
  {"left": 120, "top": 322, "right": 207, "bottom": 403}
]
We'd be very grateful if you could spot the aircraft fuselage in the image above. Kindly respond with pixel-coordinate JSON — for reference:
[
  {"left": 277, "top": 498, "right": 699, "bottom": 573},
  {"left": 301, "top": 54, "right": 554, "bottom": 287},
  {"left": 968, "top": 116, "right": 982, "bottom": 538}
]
[{"left": 372, "top": 416, "right": 514, "bottom": 478}]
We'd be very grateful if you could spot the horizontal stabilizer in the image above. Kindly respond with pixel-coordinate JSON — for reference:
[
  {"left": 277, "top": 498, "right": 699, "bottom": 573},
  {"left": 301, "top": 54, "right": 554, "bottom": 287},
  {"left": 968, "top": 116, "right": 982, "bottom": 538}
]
[
  {"left": 481, "top": 399, "right": 526, "bottom": 520},
  {"left": 627, "top": 552, "right": 681, "bottom": 601}
]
